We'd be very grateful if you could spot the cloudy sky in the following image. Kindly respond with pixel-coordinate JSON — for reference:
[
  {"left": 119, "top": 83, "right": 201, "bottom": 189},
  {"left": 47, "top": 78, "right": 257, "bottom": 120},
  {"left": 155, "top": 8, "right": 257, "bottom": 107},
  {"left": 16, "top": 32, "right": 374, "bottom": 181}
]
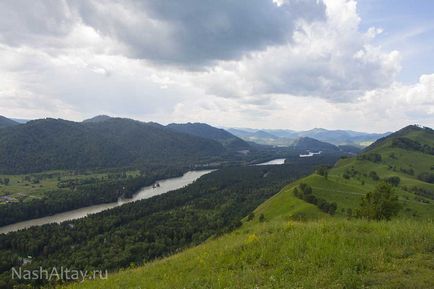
[{"left": 1, "top": 0, "right": 433, "bottom": 132}]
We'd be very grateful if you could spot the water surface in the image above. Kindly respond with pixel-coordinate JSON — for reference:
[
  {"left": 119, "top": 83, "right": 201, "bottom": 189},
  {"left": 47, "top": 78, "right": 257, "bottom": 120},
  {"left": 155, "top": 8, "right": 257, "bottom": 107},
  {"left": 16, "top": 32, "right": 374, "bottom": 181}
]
[{"left": 0, "top": 170, "right": 212, "bottom": 234}]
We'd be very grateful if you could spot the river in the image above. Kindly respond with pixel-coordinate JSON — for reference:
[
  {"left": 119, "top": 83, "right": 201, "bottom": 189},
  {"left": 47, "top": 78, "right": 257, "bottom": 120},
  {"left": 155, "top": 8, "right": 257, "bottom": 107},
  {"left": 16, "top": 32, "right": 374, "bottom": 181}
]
[
  {"left": 254, "top": 158, "right": 286, "bottom": 165},
  {"left": 0, "top": 158, "right": 287, "bottom": 234},
  {"left": 0, "top": 170, "right": 212, "bottom": 234}
]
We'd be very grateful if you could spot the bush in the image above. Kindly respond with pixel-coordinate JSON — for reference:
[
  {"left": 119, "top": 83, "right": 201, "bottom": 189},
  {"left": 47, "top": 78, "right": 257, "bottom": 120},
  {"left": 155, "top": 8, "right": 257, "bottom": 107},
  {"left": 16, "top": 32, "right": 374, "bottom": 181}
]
[
  {"left": 357, "top": 182, "right": 401, "bottom": 220},
  {"left": 385, "top": 176, "right": 400, "bottom": 187},
  {"left": 358, "top": 153, "right": 382, "bottom": 163},
  {"left": 316, "top": 166, "right": 329, "bottom": 179},
  {"left": 417, "top": 172, "right": 434, "bottom": 184},
  {"left": 400, "top": 167, "right": 414, "bottom": 175},
  {"left": 369, "top": 171, "right": 380, "bottom": 181},
  {"left": 294, "top": 183, "right": 337, "bottom": 215},
  {"left": 412, "top": 187, "right": 434, "bottom": 200}
]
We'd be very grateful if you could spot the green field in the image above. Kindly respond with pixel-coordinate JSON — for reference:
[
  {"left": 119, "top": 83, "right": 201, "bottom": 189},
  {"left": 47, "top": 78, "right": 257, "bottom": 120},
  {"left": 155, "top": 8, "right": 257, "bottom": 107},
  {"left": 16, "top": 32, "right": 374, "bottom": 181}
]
[{"left": 0, "top": 170, "right": 140, "bottom": 204}]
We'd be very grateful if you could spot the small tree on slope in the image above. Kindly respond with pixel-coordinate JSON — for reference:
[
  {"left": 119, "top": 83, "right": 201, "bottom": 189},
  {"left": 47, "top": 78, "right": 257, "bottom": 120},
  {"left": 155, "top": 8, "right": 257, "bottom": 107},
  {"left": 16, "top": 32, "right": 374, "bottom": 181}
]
[{"left": 357, "top": 182, "right": 401, "bottom": 220}]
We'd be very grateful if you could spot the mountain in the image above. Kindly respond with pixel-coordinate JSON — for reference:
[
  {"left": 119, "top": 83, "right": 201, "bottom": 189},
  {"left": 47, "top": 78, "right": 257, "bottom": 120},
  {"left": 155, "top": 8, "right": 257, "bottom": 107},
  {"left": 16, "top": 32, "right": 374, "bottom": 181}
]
[
  {"left": 228, "top": 127, "right": 390, "bottom": 147},
  {"left": 283, "top": 124, "right": 434, "bottom": 219},
  {"left": 227, "top": 128, "right": 278, "bottom": 140},
  {"left": 0, "top": 118, "right": 227, "bottom": 174},
  {"left": 68, "top": 126, "right": 434, "bottom": 289},
  {"left": 82, "top": 115, "right": 113, "bottom": 123},
  {"left": 292, "top": 137, "right": 340, "bottom": 153},
  {"left": 10, "top": 118, "right": 30, "bottom": 124},
  {"left": 167, "top": 122, "right": 249, "bottom": 150},
  {"left": 263, "top": 129, "right": 296, "bottom": 138},
  {"left": 295, "top": 128, "right": 390, "bottom": 146},
  {"left": 0, "top": 116, "right": 19, "bottom": 128},
  {"left": 227, "top": 128, "right": 287, "bottom": 146}
]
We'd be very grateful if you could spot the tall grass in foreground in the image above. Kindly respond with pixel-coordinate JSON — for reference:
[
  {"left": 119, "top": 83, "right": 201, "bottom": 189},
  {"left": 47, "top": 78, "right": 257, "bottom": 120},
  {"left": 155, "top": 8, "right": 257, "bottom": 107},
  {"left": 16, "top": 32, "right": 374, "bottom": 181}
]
[{"left": 64, "top": 218, "right": 434, "bottom": 289}]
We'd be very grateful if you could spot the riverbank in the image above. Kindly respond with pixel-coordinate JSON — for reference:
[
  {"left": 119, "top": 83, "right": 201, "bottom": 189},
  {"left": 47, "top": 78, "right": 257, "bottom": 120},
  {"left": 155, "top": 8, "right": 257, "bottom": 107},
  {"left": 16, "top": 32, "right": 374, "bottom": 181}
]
[{"left": 0, "top": 170, "right": 212, "bottom": 234}]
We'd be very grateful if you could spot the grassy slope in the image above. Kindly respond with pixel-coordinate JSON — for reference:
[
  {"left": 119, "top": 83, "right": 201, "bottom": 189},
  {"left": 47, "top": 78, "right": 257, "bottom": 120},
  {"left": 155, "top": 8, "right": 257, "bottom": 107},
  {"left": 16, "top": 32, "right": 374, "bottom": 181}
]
[
  {"left": 65, "top": 126, "right": 434, "bottom": 289},
  {"left": 64, "top": 186, "right": 434, "bottom": 289}
]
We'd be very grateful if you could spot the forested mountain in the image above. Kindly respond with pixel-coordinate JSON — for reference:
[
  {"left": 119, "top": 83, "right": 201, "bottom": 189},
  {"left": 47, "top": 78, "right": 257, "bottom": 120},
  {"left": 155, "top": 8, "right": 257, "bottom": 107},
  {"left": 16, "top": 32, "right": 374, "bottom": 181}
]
[
  {"left": 292, "top": 137, "right": 340, "bottom": 153},
  {"left": 0, "top": 118, "right": 227, "bottom": 174},
  {"left": 167, "top": 123, "right": 249, "bottom": 150},
  {"left": 229, "top": 127, "right": 390, "bottom": 146},
  {"left": 0, "top": 116, "right": 18, "bottom": 128},
  {"left": 60, "top": 125, "right": 434, "bottom": 289},
  {"left": 82, "top": 115, "right": 113, "bottom": 123}
]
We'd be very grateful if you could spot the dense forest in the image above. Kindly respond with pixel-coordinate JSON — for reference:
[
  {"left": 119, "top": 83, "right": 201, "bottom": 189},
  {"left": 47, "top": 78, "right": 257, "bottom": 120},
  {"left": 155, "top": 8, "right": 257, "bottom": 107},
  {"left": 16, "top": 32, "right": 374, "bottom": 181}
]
[
  {"left": 0, "top": 157, "right": 336, "bottom": 288},
  {"left": 0, "top": 118, "right": 227, "bottom": 174},
  {"left": 167, "top": 122, "right": 250, "bottom": 151},
  {"left": 0, "top": 166, "right": 185, "bottom": 226}
]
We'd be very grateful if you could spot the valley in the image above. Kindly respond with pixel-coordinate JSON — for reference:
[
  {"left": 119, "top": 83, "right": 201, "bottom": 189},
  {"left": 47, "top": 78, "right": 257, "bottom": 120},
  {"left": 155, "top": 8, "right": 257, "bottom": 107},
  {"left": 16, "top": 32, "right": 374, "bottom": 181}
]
[
  {"left": 2, "top": 2, "right": 434, "bottom": 288},
  {"left": 60, "top": 125, "right": 434, "bottom": 289},
  {"left": 0, "top": 170, "right": 212, "bottom": 234},
  {"left": 0, "top": 115, "right": 432, "bottom": 289}
]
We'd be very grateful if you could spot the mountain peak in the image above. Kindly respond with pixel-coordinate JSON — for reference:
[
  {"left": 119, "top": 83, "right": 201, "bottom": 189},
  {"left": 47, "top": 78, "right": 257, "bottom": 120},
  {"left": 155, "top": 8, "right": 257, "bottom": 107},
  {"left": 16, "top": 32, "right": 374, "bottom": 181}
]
[{"left": 83, "top": 115, "right": 113, "bottom": 123}]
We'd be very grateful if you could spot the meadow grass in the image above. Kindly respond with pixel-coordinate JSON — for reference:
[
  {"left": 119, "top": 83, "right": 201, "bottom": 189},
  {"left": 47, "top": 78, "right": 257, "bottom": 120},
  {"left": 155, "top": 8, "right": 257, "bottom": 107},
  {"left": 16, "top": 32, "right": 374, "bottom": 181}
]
[{"left": 64, "top": 217, "right": 434, "bottom": 289}]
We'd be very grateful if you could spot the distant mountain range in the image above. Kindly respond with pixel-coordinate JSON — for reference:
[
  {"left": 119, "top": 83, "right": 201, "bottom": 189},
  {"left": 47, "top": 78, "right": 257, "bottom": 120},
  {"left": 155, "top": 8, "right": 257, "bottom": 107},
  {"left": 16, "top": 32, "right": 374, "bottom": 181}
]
[
  {"left": 0, "top": 115, "right": 375, "bottom": 174},
  {"left": 0, "top": 116, "right": 19, "bottom": 128},
  {"left": 227, "top": 127, "right": 390, "bottom": 147}
]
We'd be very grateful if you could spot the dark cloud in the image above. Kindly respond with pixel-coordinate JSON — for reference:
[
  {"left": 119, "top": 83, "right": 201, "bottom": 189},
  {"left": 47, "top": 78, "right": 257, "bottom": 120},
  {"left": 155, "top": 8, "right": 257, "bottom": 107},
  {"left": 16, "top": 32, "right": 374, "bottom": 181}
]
[
  {"left": 71, "top": 0, "right": 325, "bottom": 66},
  {"left": 0, "top": 0, "right": 76, "bottom": 46},
  {"left": 0, "top": 0, "right": 325, "bottom": 66}
]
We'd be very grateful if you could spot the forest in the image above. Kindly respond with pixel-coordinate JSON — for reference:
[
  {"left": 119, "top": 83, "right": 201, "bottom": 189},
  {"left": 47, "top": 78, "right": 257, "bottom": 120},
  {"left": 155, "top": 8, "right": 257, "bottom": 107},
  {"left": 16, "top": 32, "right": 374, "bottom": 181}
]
[
  {"left": 0, "top": 166, "right": 186, "bottom": 226},
  {"left": 0, "top": 157, "right": 336, "bottom": 288}
]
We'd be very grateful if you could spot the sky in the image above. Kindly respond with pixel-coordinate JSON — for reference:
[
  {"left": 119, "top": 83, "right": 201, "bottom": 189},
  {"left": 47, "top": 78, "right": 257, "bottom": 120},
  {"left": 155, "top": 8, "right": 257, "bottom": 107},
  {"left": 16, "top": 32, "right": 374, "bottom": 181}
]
[{"left": 0, "top": 0, "right": 433, "bottom": 133}]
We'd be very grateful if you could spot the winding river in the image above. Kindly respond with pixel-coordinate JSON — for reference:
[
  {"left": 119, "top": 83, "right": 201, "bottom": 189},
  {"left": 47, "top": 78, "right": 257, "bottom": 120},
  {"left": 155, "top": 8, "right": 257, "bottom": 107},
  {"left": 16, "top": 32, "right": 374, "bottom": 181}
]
[
  {"left": 0, "top": 158, "right": 286, "bottom": 234},
  {"left": 0, "top": 170, "right": 212, "bottom": 234}
]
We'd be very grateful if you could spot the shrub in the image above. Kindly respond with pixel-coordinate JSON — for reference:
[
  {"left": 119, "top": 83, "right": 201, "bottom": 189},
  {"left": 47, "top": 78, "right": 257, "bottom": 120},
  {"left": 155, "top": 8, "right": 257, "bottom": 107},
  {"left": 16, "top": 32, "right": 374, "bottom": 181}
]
[
  {"left": 294, "top": 183, "right": 337, "bottom": 215},
  {"left": 358, "top": 153, "right": 382, "bottom": 163},
  {"left": 400, "top": 167, "right": 414, "bottom": 175},
  {"left": 357, "top": 183, "right": 401, "bottom": 220},
  {"left": 369, "top": 171, "right": 380, "bottom": 181},
  {"left": 385, "top": 176, "right": 400, "bottom": 187},
  {"left": 316, "top": 166, "right": 329, "bottom": 179},
  {"left": 417, "top": 172, "right": 434, "bottom": 184},
  {"left": 412, "top": 187, "right": 434, "bottom": 200}
]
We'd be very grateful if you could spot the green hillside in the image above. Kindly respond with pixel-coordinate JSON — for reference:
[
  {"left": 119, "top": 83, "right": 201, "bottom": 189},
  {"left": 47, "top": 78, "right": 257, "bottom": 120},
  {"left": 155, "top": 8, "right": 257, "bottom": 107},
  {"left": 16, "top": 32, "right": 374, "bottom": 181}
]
[
  {"left": 0, "top": 118, "right": 226, "bottom": 174},
  {"left": 65, "top": 188, "right": 433, "bottom": 289},
  {"left": 65, "top": 125, "right": 434, "bottom": 289},
  {"left": 257, "top": 125, "right": 434, "bottom": 220}
]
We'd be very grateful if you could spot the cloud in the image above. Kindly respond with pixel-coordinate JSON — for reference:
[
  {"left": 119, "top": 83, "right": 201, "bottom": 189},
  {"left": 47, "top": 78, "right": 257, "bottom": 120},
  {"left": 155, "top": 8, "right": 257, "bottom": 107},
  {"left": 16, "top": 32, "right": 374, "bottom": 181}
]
[
  {"left": 0, "top": 0, "right": 432, "bottom": 132},
  {"left": 69, "top": 0, "right": 325, "bottom": 67},
  {"left": 194, "top": 0, "right": 401, "bottom": 102},
  {"left": 0, "top": 1, "right": 76, "bottom": 47}
]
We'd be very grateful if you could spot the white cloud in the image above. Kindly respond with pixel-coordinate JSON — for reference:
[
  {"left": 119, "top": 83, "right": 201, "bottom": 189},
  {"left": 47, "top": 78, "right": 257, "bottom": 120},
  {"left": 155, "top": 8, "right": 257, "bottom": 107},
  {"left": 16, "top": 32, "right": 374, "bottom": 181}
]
[
  {"left": 0, "top": 0, "right": 432, "bottom": 131},
  {"left": 193, "top": 0, "right": 401, "bottom": 102}
]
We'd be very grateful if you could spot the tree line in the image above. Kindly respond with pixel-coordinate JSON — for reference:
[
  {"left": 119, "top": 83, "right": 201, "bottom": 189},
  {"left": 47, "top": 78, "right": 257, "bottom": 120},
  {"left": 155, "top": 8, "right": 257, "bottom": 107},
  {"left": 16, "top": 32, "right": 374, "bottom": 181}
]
[{"left": 0, "top": 158, "right": 335, "bottom": 289}]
